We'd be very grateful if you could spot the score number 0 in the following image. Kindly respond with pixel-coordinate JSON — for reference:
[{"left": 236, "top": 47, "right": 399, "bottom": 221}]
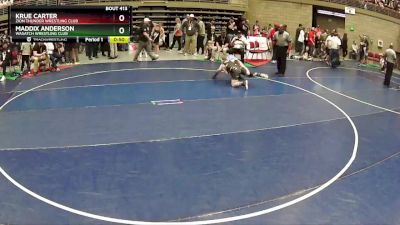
[{"left": 118, "top": 15, "right": 126, "bottom": 34}]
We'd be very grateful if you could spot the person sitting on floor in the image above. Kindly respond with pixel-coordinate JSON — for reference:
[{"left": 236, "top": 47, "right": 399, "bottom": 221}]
[
  {"left": 32, "top": 42, "right": 49, "bottom": 75},
  {"left": 205, "top": 39, "right": 217, "bottom": 62},
  {"left": 228, "top": 31, "right": 247, "bottom": 63},
  {"left": 204, "top": 26, "right": 218, "bottom": 61},
  {"left": 215, "top": 31, "right": 230, "bottom": 58}
]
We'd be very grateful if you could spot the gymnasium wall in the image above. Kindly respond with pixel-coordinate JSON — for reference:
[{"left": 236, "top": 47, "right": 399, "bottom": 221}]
[
  {"left": 247, "top": 0, "right": 313, "bottom": 38},
  {"left": 315, "top": 14, "right": 345, "bottom": 35},
  {"left": 247, "top": 0, "right": 400, "bottom": 53},
  {"left": 345, "top": 13, "right": 400, "bottom": 52}
]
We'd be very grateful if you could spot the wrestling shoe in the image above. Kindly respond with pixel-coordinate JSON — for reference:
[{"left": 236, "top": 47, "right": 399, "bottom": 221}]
[
  {"left": 258, "top": 73, "right": 269, "bottom": 79},
  {"left": 152, "top": 55, "right": 159, "bottom": 61},
  {"left": 0, "top": 75, "right": 5, "bottom": 82},
  {"left": 254, "top": 72, "right": 269, "bottom": 79},
  {"left": 244, "top": 80, "right": 249, "bottom": 90}
]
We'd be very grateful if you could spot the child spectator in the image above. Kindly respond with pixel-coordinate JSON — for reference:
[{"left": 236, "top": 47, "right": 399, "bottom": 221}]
[{"left": 20, "top": 42, "right": 32, "bottom": 74}]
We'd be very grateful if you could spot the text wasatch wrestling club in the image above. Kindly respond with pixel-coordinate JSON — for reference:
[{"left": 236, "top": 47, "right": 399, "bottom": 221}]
[{"left": 15, "top": 26, "right": 75, "bottom": 32}]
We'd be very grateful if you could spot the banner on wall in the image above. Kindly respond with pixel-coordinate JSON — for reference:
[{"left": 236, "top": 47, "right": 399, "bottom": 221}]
[{"left": 345, "top": 6, "right": 356, "bottom": 15}]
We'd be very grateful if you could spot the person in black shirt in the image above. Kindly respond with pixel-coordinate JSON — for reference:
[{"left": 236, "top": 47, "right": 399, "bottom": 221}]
[
  {"left": 50, "top": 42, "right": 62, "bottom": 71},
  {"left": 216, "top": 31, "right": 230, "bottom": 54},
  {"left": 206, "top": 19, "right": 216, "bottom": 42},
  {"left": 295, "top": 24, "right": 303, "bottom": 55},
  {"left": 181, "top": 14, "right": 200, "bottom": 56},
  {"left": 237, "top": 17, "right": 249, "bottom": 37},
  {"left": 133, "top": 18, "right": 159, "bottom": 61},
  {"left": 342, "top": 33, "right": 348, "bottom": 59},
  {"left": 0, "top": 42, "right": 11, "bottom": 79},
  {"left": 226, "top": 18, "right": 237, "bottom": 41}
]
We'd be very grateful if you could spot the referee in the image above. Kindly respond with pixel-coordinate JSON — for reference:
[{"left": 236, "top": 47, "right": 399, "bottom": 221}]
[
  {"left": 383, "top": 43, "right": 397, "bottom": 88},
  {"left": 273, "top": 25, "right": 292, "bottom": 76}
]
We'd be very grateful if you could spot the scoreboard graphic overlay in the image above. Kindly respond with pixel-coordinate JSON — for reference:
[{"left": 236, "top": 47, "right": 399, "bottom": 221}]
[{"left": 9, "top": 6, "right": 131, "bottom": 43}]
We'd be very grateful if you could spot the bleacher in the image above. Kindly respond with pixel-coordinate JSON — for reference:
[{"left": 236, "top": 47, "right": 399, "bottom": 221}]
[{"left": 319, "top": 0, "right": 400, "bottom": 19}]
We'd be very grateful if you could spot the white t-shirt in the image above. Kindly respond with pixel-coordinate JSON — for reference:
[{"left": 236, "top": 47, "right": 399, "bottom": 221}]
[
  {"left": 298, "top": 30, "right": 305, "bottom": 43},
  {"left": 326, "top": 36, "right": 341, "bottom": 50},
  {"left": 231, "top": 36, "right": 247, "bottom": 49},
  {"left": 44, "top": 43, "right": 54, "bottom": 54}
]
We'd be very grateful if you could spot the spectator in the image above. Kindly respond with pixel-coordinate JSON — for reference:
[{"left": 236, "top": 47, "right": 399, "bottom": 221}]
[
  {"left": 226, "top": 18, "right": 237, "bottom": 41},
  {"left": 50, "top": 42, "right": 62, "bottom": 71},
  {"left": 237, "top": 17, "right": 249, "bottom": 37},
  {"left": 181, "top": 14, "right": 190, "bottom": 48},
  {"left": 133, "top": 18, "right": 159, "bottom": 62},
  {"left": 320, "top": 29, "right": 329, "bottom": 50},
  {"left": 380, "top": 53, "right": 386, "bottom": 72},
  {"left": 58, "top": 42, "right": 65, "bottom": 62},
  {"left": 101, "top": 42, "right": 110, "bottom": 57},
  {"left": 297, "top": 27, "right": 305, "bottom": 55},
  {"left": 197, "top": 17, "right": 206, "bottom": 55},
  {"left": 308, "top": 27, "right": 316, "bottom": 58},
  {"left": 295, "top": 24, "right": 303, "bottom": 55},
  {"left": 205, "top": 22, "right": 217, "bottom": 61},
  {"left": 267, "top": 24, "right": 273, "bottom": 35},
  {"left": 64, "top": 42, "right": 74, "bottom": 64},
  {"left": 342, "top": 33, "right": 348, "bottom": 59},
  {"left": 93, "top": 43, "right": 99, "bottom": 59},
  {"left": 315, "top": 30, "right": 322, "bottom": 58},
  {"left": 109, "top": 42, "right": 118, "bottom": 59},
  {"left": 0, "top": 42, "right": 11, "bottom": 81},
  {"left": 169, "top": 18, "right": 182, "bottom": 51},
  {"left": 253, "top": 20, "right": 261, "bottom": 36},
  {"left": 228, "top": 31, "right": 247, "bottom": 63},
  {"left": 315, "top": 25, "right": 322, "bottom": 37},
  {"left": 0, "top": 30, "right": 9, "bottom": 43},
  {"left": 270, "top": 24, "right": 279, "bottom": 63},
  {"left": 85, "top": 42, "right": 97, "bottom": 60},
  {"left": 350, "top": 40, "right": 359, "bottom": 60},
  {"left": 243, "top": 20, "right": 250, "bottom": 37},
  {"left": 215, "top": 30, "right": 230, "bottom": 55},
  {"left": 158, "top": 22, "right": 167, "bottom": 50},
  {"left": 206, "top": 19, "right": 216, "bottom": 43},
  {"left": 32, "top": 42, "right": 49, "bottom": 75},
  {"left": 206, "top": 19, "right": 217, "bottom": 40},
  {"left": 205, "top": 36, "right": 217, "bottom": 61},
  {"left": 151, "top": 23, "right": 164, "bottom": 54},
  {"left": 20, "top": 42, "right": 32, "bottom": 74},
  {"left": 359, "top": 35, "right": 369, "bottom": 64},
  {"left": 282, "top": 24, "right": 288, "bottom": 32},
  {"left": 302, "top": 46, "right": 310, "bottom": 60},
  {"left": 182, "top": 14, "right": 200, "bottom": 56},
  {"left": 324, "top": 30, "right": 332, "bottom": 63}
]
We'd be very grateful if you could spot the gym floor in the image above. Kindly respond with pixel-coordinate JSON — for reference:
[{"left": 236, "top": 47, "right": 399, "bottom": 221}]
[{"left": 0, "top": 59, "right": 399, "bottom": 225}]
